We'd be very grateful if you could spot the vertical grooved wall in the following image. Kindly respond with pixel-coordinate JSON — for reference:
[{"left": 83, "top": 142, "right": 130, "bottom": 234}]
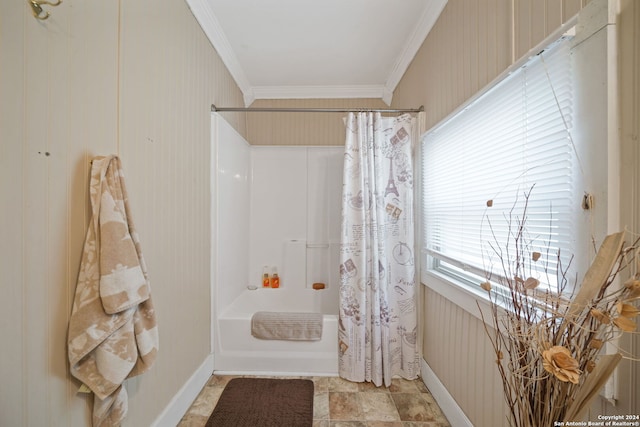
[
  {"left": 394, "top": 0, "right": 638, "bottom": 424},
  {"left": 0, "top": 0, "right": 245, "bottom": 425}
]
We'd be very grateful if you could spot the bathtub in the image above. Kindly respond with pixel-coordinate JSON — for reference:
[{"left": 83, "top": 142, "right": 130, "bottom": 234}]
[{"left": 213, "top": 287, "right": 339, "bottom": 376}]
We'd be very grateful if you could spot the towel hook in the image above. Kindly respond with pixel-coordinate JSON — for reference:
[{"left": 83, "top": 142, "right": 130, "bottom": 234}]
[{"left": 29, "top": 0, "right": 62, "bottom": 20}]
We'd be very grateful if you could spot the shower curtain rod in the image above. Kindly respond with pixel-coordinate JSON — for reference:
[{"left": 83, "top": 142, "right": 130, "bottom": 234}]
[{"left": 211, "top": 104, "right": 424, "bottom": 114}]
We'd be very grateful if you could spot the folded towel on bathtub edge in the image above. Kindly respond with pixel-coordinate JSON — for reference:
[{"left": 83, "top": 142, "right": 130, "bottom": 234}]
[{"left": 251, "top": 311, "right": 323, "bottom": 341}]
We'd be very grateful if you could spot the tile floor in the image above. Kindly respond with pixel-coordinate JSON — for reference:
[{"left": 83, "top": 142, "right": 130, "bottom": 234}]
[{"left": 178, "top": 375, "right": 451, "bottom": 427}]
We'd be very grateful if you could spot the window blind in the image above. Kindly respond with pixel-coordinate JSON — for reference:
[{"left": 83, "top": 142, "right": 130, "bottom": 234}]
[{"left": 421, "top": 38, "right": 574, "bottom": 291}]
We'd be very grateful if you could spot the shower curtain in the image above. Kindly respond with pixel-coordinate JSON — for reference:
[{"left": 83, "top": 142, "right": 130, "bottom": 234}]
[{"left": 338, "top": 112, "right": 419, "bottom": 387}]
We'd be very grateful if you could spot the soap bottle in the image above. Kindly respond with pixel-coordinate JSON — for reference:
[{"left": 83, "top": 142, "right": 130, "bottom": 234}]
[
  {"left": 262, "top": 266, "right": 270, "bottom": 288},
  {"left": 270, "top": 267, "right": 280, "bottom": 288}
]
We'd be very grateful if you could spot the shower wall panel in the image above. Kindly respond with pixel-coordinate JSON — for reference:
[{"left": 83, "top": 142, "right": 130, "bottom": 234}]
[
  {"left": 249, "top": 147, "right": 308, "bottom": 288},
  {"left": 249, "top": 147, "right": 343, "bottom": 294},
  {"left": 306, "top": 148, "right": 343, "bottom": 310},
  {"left": 214, "top": 115, "right": 251, "bottom": 315}
]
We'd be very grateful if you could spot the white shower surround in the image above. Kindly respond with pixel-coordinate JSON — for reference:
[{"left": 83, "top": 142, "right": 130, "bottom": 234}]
[{"left": 211, "top": 114, "right": 342, "bottom": 375}]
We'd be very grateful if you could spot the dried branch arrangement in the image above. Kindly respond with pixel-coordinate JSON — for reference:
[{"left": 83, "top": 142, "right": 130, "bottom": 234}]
[{"left": 479, "top": 191, "right": 639, "bottom": 426}]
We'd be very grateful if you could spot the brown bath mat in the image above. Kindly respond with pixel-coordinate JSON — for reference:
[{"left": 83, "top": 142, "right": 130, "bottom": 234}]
[{"left": 206, "top": 378, "right": 314, "bottom": 427}]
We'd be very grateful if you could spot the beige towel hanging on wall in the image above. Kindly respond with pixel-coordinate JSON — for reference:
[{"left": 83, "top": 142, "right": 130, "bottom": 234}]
[{"left": 68, "top": 155, "right": 159, "bottom": 427}]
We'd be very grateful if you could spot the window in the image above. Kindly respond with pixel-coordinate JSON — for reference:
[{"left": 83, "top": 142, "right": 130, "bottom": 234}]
[{"left": 421, "top": 37, "right": 575, "bottom": 292}]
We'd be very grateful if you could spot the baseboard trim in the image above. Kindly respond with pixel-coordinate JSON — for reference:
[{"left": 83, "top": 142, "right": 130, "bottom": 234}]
[
  {"left": 151, "top": 353, "right": 214, "bottom": 427},
  {"left": 151, "top": 354, "right": 466, "bottom": 426},
  {"left": 421, "top": 359, "right": 473, "bottom": 427}
]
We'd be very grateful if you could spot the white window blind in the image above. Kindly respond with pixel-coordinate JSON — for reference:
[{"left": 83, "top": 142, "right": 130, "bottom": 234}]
[{"left": 421, "top": 38, "right": 575, "bottom": 291}]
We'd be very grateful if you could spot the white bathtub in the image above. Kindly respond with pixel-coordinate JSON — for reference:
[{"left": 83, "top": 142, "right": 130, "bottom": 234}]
[{"left": 213, "top": 287, "right": 339, "bottom": 376}]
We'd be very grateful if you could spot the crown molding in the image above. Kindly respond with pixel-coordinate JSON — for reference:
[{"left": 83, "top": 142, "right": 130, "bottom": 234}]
[
  {"left": 251, "top": 85, "right": 388, "bottom": 101},
  {"left": 185, "top": 0, "right": 252, "bottom": 105},
  {"left": 243, "top": 89, "right": 255, "bottom": 107},
  {"left": 384, "top": 0, "right": 448, "bottom": 97},
  {"left": 381, "top": 87, "right": 394, "bottom": 106}
]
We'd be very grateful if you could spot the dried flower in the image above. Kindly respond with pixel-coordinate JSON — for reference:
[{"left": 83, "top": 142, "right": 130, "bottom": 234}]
[
  {"left": 623, "top": 277, "right": 640, "bottom": 290},
  {"left": 480, "top": 192, "right": 639, "bottom": 426},
  {"left": 626, "top": 287, "right": 640, "bottom": 301},
  {"left": 624, "top": 279, "right": 640, "bottom": 300},
  {"left": 613, "top": 316, "right": 637, "bottom": 332},
  {"left": 588, "top": 339, "right": 603, "bottom": 349},
  {"left": 542, "top": 346, "right": 581, "bottom": 384},
  {"left": 524, "top": 277, "right": 540, "bottom": 290},
  {"left": 590, "top": 308, "right": 611, "bottom": 324},
  {"left": 616, "top": 302, "right": 639, "bottom": 318}
]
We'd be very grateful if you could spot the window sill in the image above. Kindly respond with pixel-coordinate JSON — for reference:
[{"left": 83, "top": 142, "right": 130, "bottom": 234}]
[{"left": 420, "top": 269, "right": 494, "bottom": 325}]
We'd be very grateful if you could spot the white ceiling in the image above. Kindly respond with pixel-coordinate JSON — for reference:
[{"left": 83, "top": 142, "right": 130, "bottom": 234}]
[{"left": 187, "top": 0, "right": 448, "bottom": 106}]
